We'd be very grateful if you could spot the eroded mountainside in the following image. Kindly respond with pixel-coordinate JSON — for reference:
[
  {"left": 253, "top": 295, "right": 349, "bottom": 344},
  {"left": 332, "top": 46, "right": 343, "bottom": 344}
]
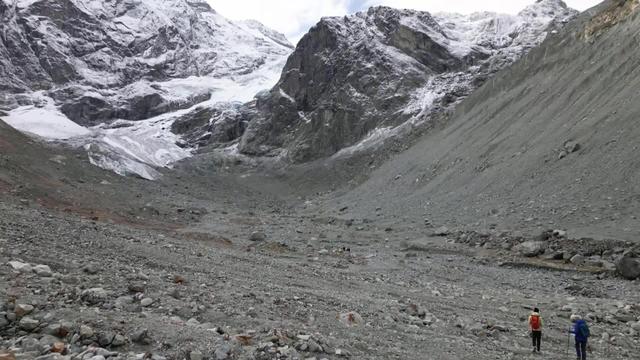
[
  {"left": 333, "top": 0, "right": 640, "bottom": 242},
  {"left": 214, "top": 0, "right": 577, "bottom": 162}
]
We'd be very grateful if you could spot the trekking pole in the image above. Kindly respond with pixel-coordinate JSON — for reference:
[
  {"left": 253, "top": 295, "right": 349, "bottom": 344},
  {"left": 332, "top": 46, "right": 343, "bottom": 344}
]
[{"left": 566, "top": 331, "right": 570, "bottom": 356}]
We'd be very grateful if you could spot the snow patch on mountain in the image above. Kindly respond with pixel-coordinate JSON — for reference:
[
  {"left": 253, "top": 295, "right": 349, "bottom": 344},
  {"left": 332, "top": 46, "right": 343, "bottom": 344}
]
[{"left": 3, "top": 94, "right": 90, "bottom": 139}]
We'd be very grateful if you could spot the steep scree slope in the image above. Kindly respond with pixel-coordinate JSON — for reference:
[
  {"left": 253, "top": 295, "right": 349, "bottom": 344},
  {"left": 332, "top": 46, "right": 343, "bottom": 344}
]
[{"left": 336, "top": 0, "right": 640, "bottom": 241}]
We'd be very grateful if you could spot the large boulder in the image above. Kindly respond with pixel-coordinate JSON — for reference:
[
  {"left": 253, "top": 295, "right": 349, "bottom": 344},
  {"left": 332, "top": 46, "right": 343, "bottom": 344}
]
[
  {"left": 60, "top": 96, "right": 117, "bottom": 126},
  {"left": 7, "top": 261, "right": 32, "bottom": 273},
  {"left": 81, "top": 288, "right": 109, "bottom": 305},
  {"left": 514, "top": 241, "right": 546, "bottom": 257},
  {"left": 616, "top": 256, "right": 640, "bottom": 280},
  {"left": 171, "top": 102, "right": 253, "bottom": 147}
]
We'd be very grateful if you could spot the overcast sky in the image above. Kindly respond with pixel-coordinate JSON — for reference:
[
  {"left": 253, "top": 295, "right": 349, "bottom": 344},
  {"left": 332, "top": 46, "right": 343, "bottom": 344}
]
[{"left": 208, "top": 0, "right": 603, "bottom": 44}]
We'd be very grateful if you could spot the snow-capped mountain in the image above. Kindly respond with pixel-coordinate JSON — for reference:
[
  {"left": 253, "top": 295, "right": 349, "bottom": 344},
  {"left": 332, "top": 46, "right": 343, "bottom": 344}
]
[
  {"left": 1, "top": 0, "right": 577, "bottom": 178},
  {"left": 0, "top": 0, "right": 292, "bottom": 178},
  {"left": 225, "top": 0, "right": 577, "bottom": 162}
]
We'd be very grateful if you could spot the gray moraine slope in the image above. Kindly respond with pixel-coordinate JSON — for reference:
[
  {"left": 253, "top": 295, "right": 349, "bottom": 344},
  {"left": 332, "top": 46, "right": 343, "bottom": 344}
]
[{"left": 333, "top": 0, "right": 640, "bottom": 242}]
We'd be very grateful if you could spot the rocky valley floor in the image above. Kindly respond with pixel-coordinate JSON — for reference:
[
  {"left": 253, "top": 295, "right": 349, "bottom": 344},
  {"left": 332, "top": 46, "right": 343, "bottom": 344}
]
[
  {"left": 1, "top": 182, "right": 639, "bottom": 359},
  {"left": 2, "top": 0, "right": 640, "bottom": 359}
]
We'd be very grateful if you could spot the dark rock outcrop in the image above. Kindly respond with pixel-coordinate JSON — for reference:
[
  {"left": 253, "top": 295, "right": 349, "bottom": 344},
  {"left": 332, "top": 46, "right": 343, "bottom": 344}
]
[
  {"left": 617, "top": 256, "right": 640, "bottom": 280},
  {"left": 171, "top": 102, "right": 255, "bottom": 148},
  {"left": 235, "top": 1, "right": 577, "bottom": 162}
]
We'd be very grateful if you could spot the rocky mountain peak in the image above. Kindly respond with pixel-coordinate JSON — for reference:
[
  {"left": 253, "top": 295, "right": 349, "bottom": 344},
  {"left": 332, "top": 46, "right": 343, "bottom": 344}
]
[
  {"left": 230, "top": 2, "right": 578, "bottom": 162},
  {"left": 241, "top": 19, "right": 294, "bottom": 49},
  {"left": 519, "top": 0, "right": 574, "bottom": 20}
]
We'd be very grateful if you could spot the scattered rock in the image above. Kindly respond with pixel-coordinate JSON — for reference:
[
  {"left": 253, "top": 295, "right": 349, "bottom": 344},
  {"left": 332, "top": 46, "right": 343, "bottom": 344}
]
[
  {"left": 33, "top": 264, "right": 53, "bottom": 277},
  {"left": 80, "top": 325, "right": 95, "bottom": 338},
  {"left": 552, "top": 229, "right": 567, "bottom": 238},
  {"left": 189, "top": 351, "right": 203, "bottom": 360},
  {"left": 81, "top": 288, "right": 109, "bottom": 305},
  {"left": 128, "top": 282, "right": 146, "bottom": 293},
  {"left": 403, "top": 303, "right": 426, "bottom": 319},
  {"left": 0, "top": 315, "right": 9, "bottom": 328},
  {"left": 249, "top": 231, "right": 266, "bottom": 242},
  {"left": 558, "top": 150, "right": 568, "bottom": 159},
  {"left": 83, "top": 263, "right": 100, "bottom": 275},
  {"left": 214, "top": 344, "right": 232, "bottom": 360},
  {"left": 168, "top": 288, "right": 182, "bottom": 299},
  {"left": 18, "top": 316, "right": 39, "bottom": 331},
  {"left": 111, "top": 334, "right": 127, "bottom": 347},
  {"left": 602, "top": 261, "right": 617, "bottom": 271},
  {"left": 338, "top": 311, "right": 363, "bottom": 327},
  {"left": 51, "top": 341, "right": 65, "bottom": 353},
  {"left": 97, "top": 332, "right": 115, "bottom": 347},
  {"left": 614, "top": 313, "right": 635, "bottom": 323},
  {"left": 616, "top": 256, "right": 640, "bottom": 280},
  {"left": 14, "top": 303, "right": 35, "bottom": 317},
  {"left": 140, "top": 298, "right": 153, "bottom": 307},
  {"left": 514, "top": 241, "right": 546, "bottom": 257},
  {"left": 46, "top": 323, "right": 71, "bottom": 338},
  {"left": 564, "top": 140, "right": 581, "bottom": 153},
  {"left": 0, "top": 351, "right": 15, "bottom": 360},
  {"left": 570, "top": 254, "right": 585, "bottom": 265},
  {"left": 130, "top": 328, "right": 152, "bottom": 345},
  {"left": 432, "top": 226, "right": 450, "bottom": 236},
  {"left": 8, "top": 261, "right": 32, "bottom": 273}
]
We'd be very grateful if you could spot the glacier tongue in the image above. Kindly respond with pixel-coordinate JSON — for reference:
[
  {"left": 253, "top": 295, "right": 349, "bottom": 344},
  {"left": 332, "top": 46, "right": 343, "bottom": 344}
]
[
  {"left": 3, "top": 94, "right": 90, "bottom": 140},
  {"left": 2, "top": 60, "right": 286, "bottom": 180}
]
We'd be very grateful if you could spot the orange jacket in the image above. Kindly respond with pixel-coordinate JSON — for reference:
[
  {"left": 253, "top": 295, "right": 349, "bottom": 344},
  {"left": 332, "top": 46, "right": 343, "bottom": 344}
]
[{"left": 528, "top": 312, "right": 543, "bottom": 331}]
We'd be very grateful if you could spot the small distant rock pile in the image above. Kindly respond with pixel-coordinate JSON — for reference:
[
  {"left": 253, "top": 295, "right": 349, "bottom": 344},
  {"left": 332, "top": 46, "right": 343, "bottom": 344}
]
[{"left": 450, "top": 229, "right": 638, "bottom": 278}]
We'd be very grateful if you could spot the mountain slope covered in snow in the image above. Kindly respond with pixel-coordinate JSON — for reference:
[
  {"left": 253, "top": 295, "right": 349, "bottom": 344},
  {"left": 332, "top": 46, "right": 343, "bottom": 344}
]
[
  {"left": 1, "top": 0, "right": 578, "bottom": 178},
  {"left": 0, "top": 0, "right": 293, "bottom": 179}
]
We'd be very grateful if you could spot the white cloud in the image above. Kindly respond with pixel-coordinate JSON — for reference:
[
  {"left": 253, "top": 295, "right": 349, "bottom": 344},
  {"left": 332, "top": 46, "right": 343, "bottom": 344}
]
[
  {"left": 208, "top": 0, "right": 603, "bottom": 44},
  {"left": 208, "top": 0, "right": 352, "bottom": 44}
]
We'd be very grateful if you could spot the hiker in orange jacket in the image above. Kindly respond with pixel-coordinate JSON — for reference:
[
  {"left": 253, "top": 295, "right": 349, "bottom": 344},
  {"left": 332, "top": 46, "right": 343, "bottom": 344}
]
[{"left": 528, "top": 307, "right": 543, "bottom": 353}]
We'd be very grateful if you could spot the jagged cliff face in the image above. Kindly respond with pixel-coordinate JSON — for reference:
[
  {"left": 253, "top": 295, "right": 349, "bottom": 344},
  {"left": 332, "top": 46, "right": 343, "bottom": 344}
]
[
  {"left": 0, "top": 0, "right": 292, "bottom": 122},
  {"left": 235, "top": 0, "right": 577, "bottom": 162}
]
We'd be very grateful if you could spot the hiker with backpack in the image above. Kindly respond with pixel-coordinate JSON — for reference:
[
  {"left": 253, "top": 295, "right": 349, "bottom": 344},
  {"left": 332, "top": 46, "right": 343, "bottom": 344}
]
[
  {"left": 570, "top": 314, "right": 590, "bottom": 360},
  {"left": 528, "top": 307, "right": 543, "bottom": 352}
]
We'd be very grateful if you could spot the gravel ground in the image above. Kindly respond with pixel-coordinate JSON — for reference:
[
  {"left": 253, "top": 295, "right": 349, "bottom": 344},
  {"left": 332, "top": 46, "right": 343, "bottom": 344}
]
[{"left": 1, "top": 192, "right": 639, "bottom": 359}]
